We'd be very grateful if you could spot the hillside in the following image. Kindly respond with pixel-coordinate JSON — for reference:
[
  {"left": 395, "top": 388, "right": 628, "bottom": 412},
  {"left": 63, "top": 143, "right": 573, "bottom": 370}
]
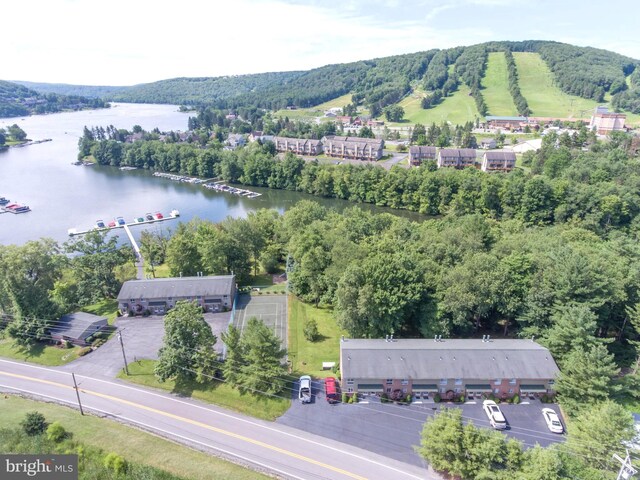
[
  {"left": 6, "top": 40, "right": 640, "bottom": 125},
  {"left": 0, "top": 80, "right": 108, "bottom": 118},
  {"left": 13, "top": 81, "right": 128, "bottom": 99}
]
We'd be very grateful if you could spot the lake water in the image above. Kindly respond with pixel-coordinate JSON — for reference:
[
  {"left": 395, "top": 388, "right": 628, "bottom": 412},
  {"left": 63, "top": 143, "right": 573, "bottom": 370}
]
[{"left": 0, "top": 103, "right": 421, "bottom": 246}]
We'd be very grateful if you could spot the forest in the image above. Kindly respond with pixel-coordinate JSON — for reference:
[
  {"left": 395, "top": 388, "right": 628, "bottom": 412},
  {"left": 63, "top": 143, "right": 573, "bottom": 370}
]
[{"left": 0, "top": 80, "right": 108, "bottom": 118}]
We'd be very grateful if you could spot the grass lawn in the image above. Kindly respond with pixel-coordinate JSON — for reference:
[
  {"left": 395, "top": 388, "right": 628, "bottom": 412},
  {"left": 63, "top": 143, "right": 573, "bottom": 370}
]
[
  {"left": 288, "top": 296, "right": 345, "bottom": 378},
  {"left": 482, "top": 52, "right": 518, "bottom": 117},
  {"left": 397, "top": 84, "right": 480, "bottom": 126},
  {"left": 82, "top": 298, "right": 118, "bottom": 325},
  {"left": 146, "top": 262, "right": 171, "bottom": 278},
  {"left": 273, "top": 108, "right": 323, "bottom": 120},
  {"left": 0, "top": 337, "right": 81, "bottom": 366},
  {"left": 514, "top": 52, "right": 640, "bottom": 125},
  {"left": 0, "top": 395, "right": 268, "bottom": 480},
  {"left": 117, "top": 360, "right": 290, "bottom": 421}
]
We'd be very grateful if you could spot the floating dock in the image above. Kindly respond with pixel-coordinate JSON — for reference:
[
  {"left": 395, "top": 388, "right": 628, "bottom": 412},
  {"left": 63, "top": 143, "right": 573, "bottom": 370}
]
[
  {"left": 68, "top": 210, "right": 180, "bottom": 236},
  {"left": 204, "top": 182, "right": 261, "bottom": 198}
]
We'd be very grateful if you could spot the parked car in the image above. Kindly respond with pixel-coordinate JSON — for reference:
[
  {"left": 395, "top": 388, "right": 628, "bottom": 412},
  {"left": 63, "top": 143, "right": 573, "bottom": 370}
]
[
  {"left": 298, "top": 375, "right": 311, "bottom": 404},
  {"left": 542, "top": 408, "right": 564, "bottom": 434},
  {"left": 324, "top": 377, "right": 339, "bottom": 404},
  {"left": 483, "top": 400, "right": 507, "bottom": 430}
]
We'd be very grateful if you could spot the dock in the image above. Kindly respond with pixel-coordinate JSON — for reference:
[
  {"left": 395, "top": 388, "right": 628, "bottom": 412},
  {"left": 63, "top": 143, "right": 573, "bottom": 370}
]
[
  {"left": 68, "top": 210, "right": 180, "bottom": 237},
  {"left": 203, "top": 182, "right": 262, "bottom": 198}
]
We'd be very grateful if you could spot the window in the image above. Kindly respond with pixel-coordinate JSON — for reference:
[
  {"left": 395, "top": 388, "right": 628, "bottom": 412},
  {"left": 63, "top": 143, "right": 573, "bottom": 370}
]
[
  {"left": 494, "top": 388, "right": 500, "bottom": 395},
  {"left": 401, "top": 379, "right": 409, "bottom": 386},
  {"left": 386, "top": 388, "right": 391, "bottom": 393},
  {"left": 508, "top": 389, "right": 514, "bottom": 394},
  {"left": 386, "top": 379, "right": 393, "bottom": 385},
  {"left": 440, "top": 388, "right": 447, "bottom": 394},
  {"left": 346, "top": 379, "right": 354, "bottom": 386},
  {"left": 548, "top": 380, "right": 555, "bottom": 386},
  {"left": 347, "top": 388, "right": 353, "bottom": 393},
  {"left": 440, "top": 378, "right": 448, "bottom": 385},
  {"left": 455, "top": 378, "right": 463, "bottom": 385},
  {"left": 509, "top": 378, "right": 517, "bottom": 385},
  {"left": 494, "top": 379, "right": 502, "bottom": 386}
]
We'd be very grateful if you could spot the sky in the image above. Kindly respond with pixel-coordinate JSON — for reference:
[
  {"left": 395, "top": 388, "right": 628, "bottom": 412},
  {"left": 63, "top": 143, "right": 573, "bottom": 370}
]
[{"left": 3, "top": 0, "right": 640, "bottom": 86}]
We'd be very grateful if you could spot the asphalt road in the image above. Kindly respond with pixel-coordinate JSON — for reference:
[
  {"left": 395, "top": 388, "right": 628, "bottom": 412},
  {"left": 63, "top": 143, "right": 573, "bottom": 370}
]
[{"left": 0, "top": 359, "right": 436, "bottom": 480}]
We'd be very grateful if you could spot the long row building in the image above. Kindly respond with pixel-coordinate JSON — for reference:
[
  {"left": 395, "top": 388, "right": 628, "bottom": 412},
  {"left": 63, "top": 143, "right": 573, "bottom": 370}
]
[
  {"left": 272, "top": 135, "right": 385, "bottom": 161},
  {"left": 409, "top": 146, "right": 516, "bottom": 172}
]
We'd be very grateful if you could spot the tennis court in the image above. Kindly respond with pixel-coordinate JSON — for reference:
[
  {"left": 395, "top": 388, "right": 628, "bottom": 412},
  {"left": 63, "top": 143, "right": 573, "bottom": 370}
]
[{"left": 233, "top": 294, "right": 288, "bottom": 348}]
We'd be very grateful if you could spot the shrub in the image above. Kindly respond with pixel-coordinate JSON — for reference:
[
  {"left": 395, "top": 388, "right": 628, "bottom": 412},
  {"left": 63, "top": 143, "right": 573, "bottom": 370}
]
[
  {"left": 103, "top": 453, "right": 128, "bottom": 475},
  {"left": 303, "top": 318, "right": 319, "bottom": 342},
  {"left": 21, "top": 411, "right": 47, "bottom": 436},
  {"left": 381, "top": 393, "right": 390, "bottom": 403},
  {"left": 342, "top": 392, "right": 348, "bottom": 404},
  {"left": 434, "top": 393, "right": 441, "bottom": 403},
  {"left": 512, "top": 394, "right": 520, "bottom": 404},
  {"left": 78, "top": 347, "right": 92, "bottom": 356},
  {"left": 351, "top": 393, "right": 358, "bottom": 404},
  {"left": 458, "top": 395, "right": 465, "bottom": 403},
  {"left": 46, "top": 421, "right": 68, "bottom": 443},
  {"left": 61, "top": 340, "right": 72, "bottom": 349},
  {"left": 405, "top": 394, "right": 412, "bottom": 404}
]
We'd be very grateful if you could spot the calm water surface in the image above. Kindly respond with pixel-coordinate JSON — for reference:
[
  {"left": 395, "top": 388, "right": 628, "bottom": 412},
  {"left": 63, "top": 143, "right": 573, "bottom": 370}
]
[{"left": 0, "top": 103, "right": 422, "bottom": 246}]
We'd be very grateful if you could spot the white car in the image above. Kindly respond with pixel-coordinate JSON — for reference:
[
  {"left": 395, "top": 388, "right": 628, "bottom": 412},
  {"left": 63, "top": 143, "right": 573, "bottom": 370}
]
[
  {"left": 483, "top": 400, "right": 507, "bottom": 430},
  {"left": 542, "top": 408, "right": 564, "bottom": 434},
  {"left": 298, "top": 375, "right": 312, "bottom": 404}
]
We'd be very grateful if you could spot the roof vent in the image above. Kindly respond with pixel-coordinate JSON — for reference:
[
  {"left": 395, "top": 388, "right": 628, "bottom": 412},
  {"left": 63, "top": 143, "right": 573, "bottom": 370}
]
[
  {"left": 492, "top": 357, "right": 495, "bottom": 361},
  {"left": 453, "top": 356, "right": 456, "bottom": 361},
  {"left": 347, "top": 355, "right": 351, "bottom": 361},
  {"left": 439, "top": 356, "right": 443, "bottom": 360},
  {"left": 387, "top": 356, "right": 391, "bottom": 361}
]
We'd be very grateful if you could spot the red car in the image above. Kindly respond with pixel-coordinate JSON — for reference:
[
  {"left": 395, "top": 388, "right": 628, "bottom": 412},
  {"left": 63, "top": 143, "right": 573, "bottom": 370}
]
[{"left": 324, "top": 377, "right": 339, "bottom": 404}]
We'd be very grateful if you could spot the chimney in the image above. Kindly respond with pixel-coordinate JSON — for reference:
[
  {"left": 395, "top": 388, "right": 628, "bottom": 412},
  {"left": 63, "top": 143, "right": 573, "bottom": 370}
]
[
  {"left": 531, "top": 335, "right": 535, "bottom": 342},
  {"left": 482, "top": 335, "right": 486, "bottom": 342},
  {"left": 487, "top": 335, "right": 491, "bottom": 342},
  {"left": 179, "top": 272, "right": 182, "bottom": 278},
  {"left": 386, "top": 335, "right": 390, "bottom": 342},
  {"left": 434, "top": 335, "right": 438, "bottom": 342},
  {"left": 341, "top": 335, "right": 345, "bottom": 342},
  {"left": 390, "top": 334, "right": 394, "bottom": 342},
  {"left": 438, "top": 335, "right": 443, "bottom": 342}
]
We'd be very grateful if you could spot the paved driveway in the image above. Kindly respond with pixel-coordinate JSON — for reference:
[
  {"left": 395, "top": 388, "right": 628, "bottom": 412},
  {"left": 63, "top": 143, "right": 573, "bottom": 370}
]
[
  {"left": 278, "top": 383, "right": 565, "bottom": 467},
  {"left": 59, "top": 312, "right": 231, "bottom": 377}
]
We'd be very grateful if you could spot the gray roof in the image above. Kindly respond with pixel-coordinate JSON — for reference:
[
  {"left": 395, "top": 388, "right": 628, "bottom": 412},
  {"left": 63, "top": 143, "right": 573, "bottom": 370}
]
[
  {"left": 484, "top": 151, "right": 516, "bottom": 161},
  {"left": 409, "top": 146, "right": 436, "bottom": 156},
  {"left": 439, "top": 148, "right": 476, "bottom": 159},
  {"left": 486, "top": 116, "right": 527, "bottom": 121},
  {"left": 323, "top": 136, "right": 384, "bottom": 148},
  {"left": 340, "top": 339, "right": 560, "bottom": 380},
  {"left": 117, "top": 275, "right": 235, "bottom": 301},
  {"left": 50, "top": 312, "right": 108, "bottom": 340}
]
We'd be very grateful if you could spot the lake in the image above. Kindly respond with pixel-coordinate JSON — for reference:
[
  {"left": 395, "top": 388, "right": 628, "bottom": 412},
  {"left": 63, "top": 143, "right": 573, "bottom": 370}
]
[{"left": 0, "top": 103, "right": 421, "bottom": 246}]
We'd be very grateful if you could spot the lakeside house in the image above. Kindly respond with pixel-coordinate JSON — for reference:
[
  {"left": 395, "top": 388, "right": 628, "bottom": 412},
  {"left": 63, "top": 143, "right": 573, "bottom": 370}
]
[
  {"left": 589, "top": 106, "right": 626, "bottom": 135},
  {"left": 225, "top": 134, "right": 246, "bottom": 149},
  {"left": 273, "top": 137, "right": 324, "bottom": 156},
  {"left": 480, "top": 138, "right": 497, "bottom": 149},
  {"left": 437, "top": 148, "right": 477, "bottom": 169},
  {"left": 409, "top": 146, "right": 437, "bottom": 166},
  {"left": 339, "top": 337, "right": 560, "bottom": 399},
  {"left": 50, "top": 312, "right": 109, "bottom": 346},
  {"left": 322, "top": 136, "right": 384, "bottom": 161},
  {"left": 481, "top": 151, "right": 517, "bottom": 172},
  {"left": 117, "top": 275, "right": 236, "bottom": 316}
]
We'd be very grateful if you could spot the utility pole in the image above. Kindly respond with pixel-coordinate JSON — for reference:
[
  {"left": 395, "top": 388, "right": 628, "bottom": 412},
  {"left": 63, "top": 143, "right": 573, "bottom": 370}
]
[
  {"left": 71, "top": 373, "right": 84, "bottom": 416},
  {"left": 117, "top": 330, "right": 129, "bottom": 376},
  {"left": 613, "top": 450, "right": 637, "bottom": 480}
]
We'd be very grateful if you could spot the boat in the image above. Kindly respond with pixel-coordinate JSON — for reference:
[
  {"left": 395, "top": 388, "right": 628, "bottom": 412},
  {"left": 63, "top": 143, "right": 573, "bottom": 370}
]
[
  {"left": 96, "top": 220, "right": 106, "bottom": 228},
  {"left": 170, "top": 209, "right": 180, "bottom": 217},
  {"left": 3, "top": 203, "right": 31, "bottom": 214},
  {"left": 145, "top": 213, "right": 154, "bottom": 221},
  {"left": 0, "top": 197, "right": 9, "bottom": 206},
  {"left": 154, "top": 212, "right": 164, "bottom": 219},
  {"left": 116, "top": 216, "right": 126, "bottom": 226},
  {"left": 108, "top": 220, "right": 117, "bottom": 228},
  {"left": 136, "top": 217, "right": 144, "bottom": 223}
]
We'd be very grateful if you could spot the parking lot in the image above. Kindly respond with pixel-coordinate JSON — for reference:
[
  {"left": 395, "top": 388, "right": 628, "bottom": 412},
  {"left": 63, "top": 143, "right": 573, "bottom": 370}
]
[
  {"left": 233, "top": 294, "right": 288, "bottom": 348},
  {"left": 277, "top": 380, "right": 566, "bottom": 467},
  {"left": 60, "top": 311, "right": 232, "bottom": 377}
]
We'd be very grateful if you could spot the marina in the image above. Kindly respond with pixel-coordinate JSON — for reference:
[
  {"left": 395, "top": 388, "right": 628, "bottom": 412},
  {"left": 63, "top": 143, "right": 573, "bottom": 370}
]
[
  {"left": 204, "top": 181, "right": 262, "bottom": 198},
  {"left": 153, "top": 172, "right": 206, "bottom": 184},
  {"left": 68, "top": 209, "right": 180, "bottom": 236}
]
